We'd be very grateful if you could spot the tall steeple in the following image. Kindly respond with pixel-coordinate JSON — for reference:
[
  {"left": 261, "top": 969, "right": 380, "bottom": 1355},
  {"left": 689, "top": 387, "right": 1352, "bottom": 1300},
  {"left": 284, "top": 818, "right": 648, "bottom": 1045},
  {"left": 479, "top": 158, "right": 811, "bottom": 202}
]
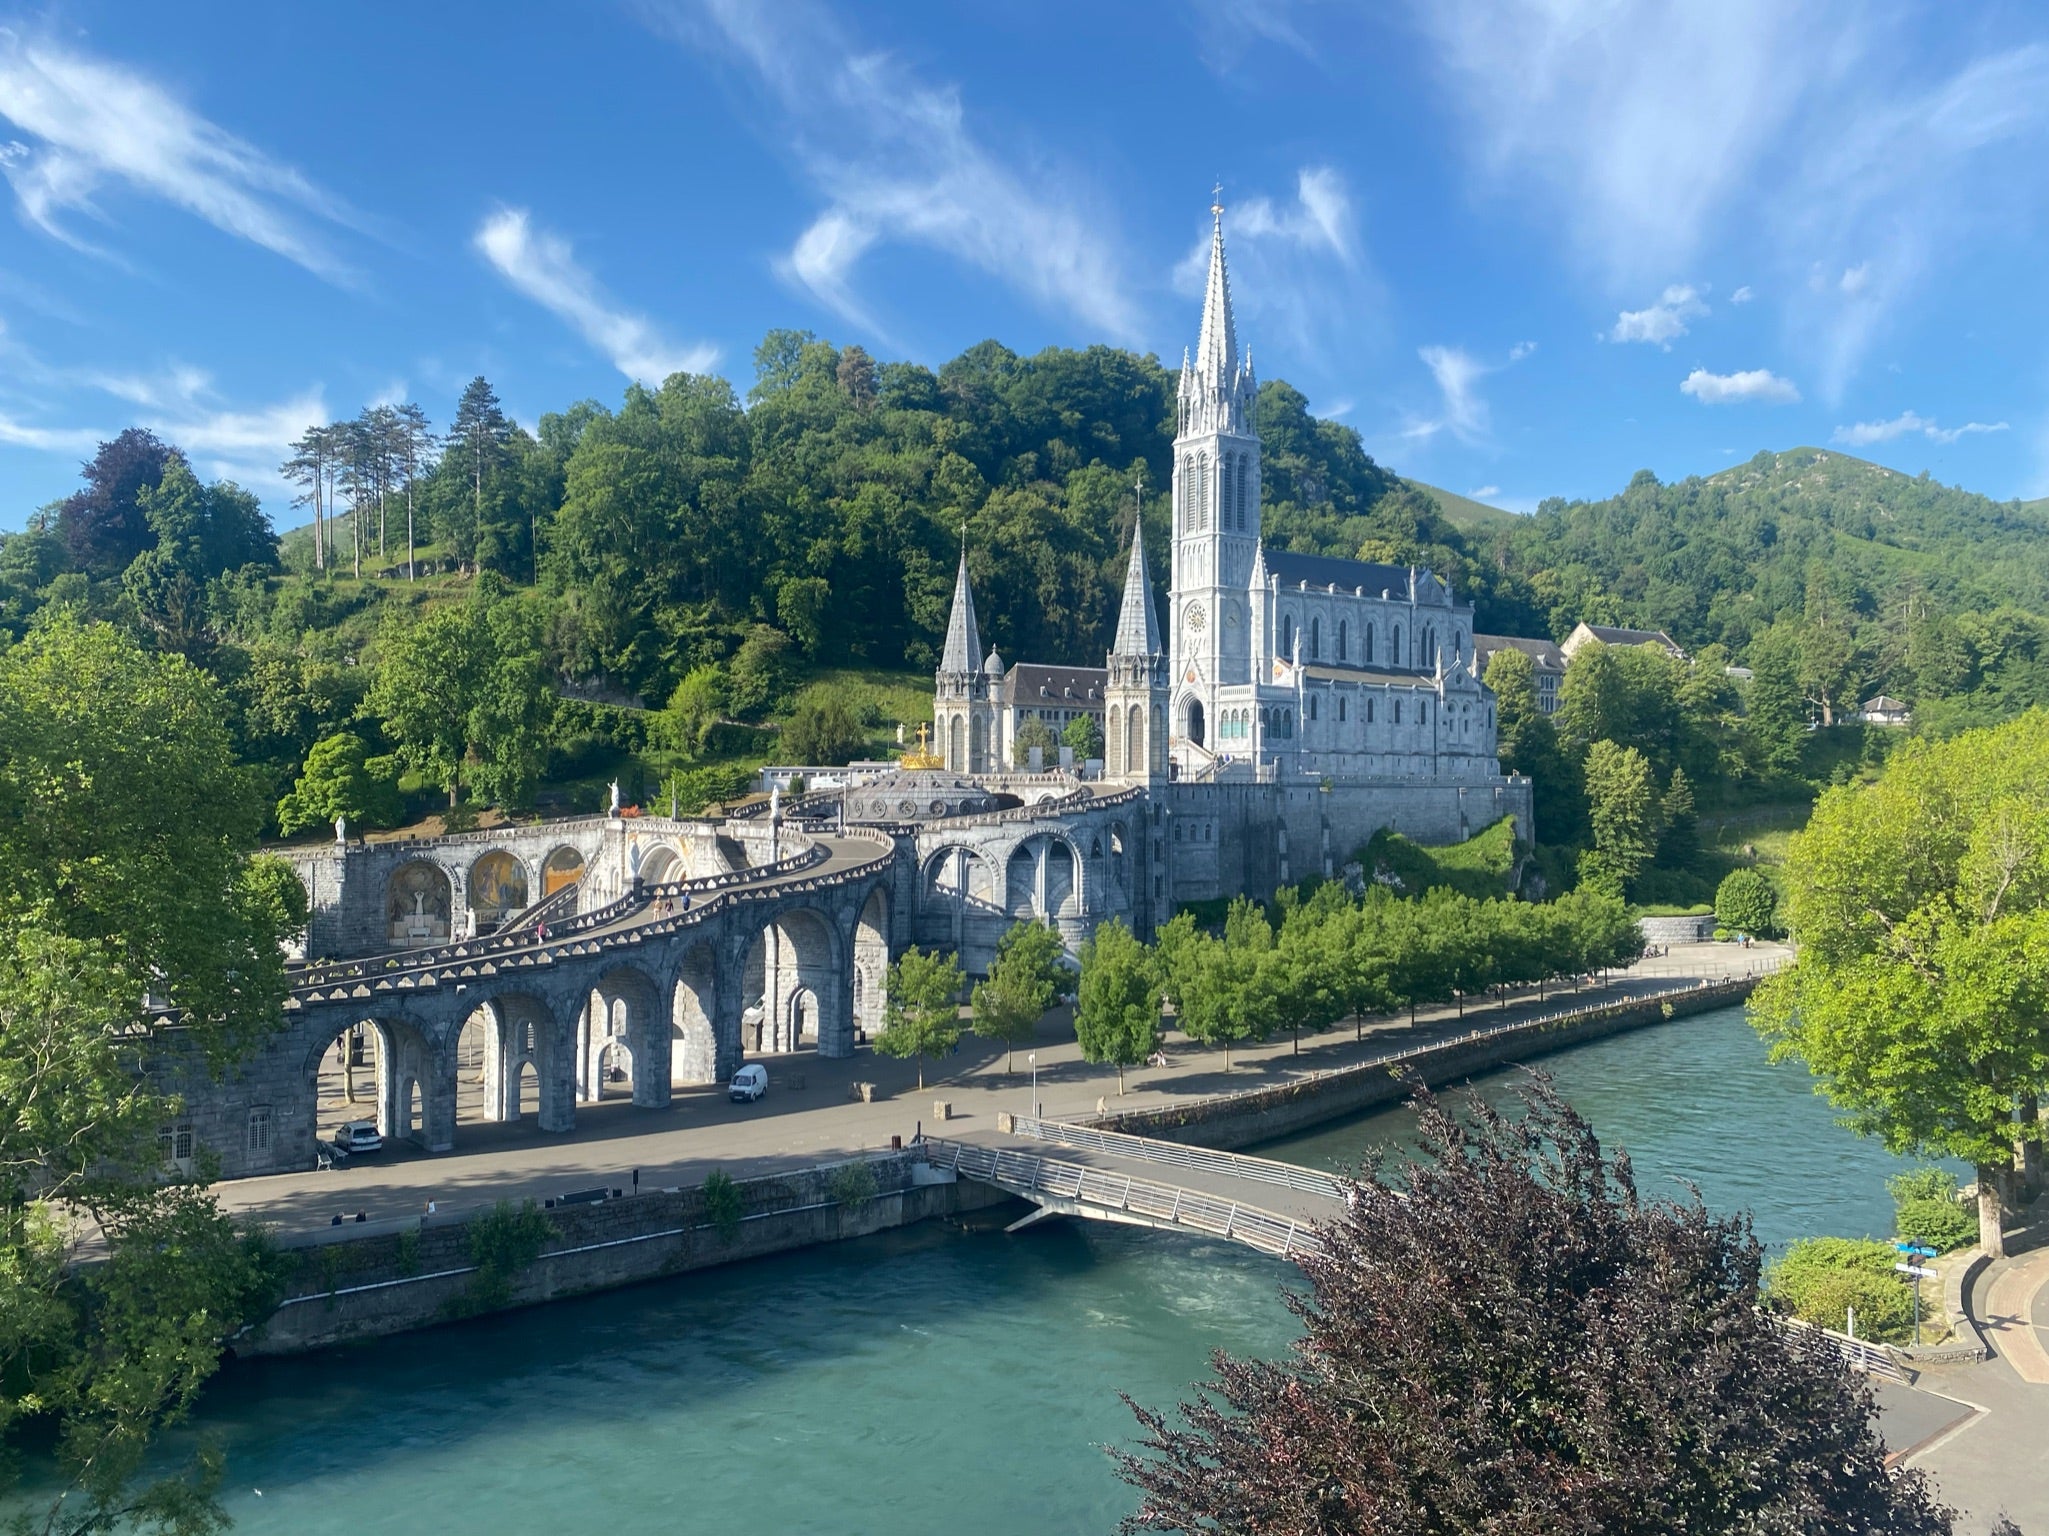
[
  {"left": 938, "top": 545, "right": 983, "bottom": 677},
  {"left": 1112, "top": 515, "right": 1162, "bottom": 657},
  {"left": 1178, "top": 190, "right": 1256, "bottom": 438}
]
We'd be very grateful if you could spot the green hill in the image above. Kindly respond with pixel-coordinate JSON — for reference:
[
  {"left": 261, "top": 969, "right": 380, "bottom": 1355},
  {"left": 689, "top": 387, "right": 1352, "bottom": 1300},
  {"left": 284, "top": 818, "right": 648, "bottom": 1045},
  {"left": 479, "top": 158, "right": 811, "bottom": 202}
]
[{"left": 1404, "top": 479, "right": 1522, "bottom": 535}]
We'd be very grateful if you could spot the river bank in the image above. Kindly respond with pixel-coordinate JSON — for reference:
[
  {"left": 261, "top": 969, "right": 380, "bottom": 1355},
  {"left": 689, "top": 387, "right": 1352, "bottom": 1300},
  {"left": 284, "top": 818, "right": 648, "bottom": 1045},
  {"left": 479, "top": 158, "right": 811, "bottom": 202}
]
[
  {"left": 182, "top": 1001, "right": 1972, "bottom": 1536},
  {"left": 239, "top": 962, "right": 1764, "bottom": 1356}
]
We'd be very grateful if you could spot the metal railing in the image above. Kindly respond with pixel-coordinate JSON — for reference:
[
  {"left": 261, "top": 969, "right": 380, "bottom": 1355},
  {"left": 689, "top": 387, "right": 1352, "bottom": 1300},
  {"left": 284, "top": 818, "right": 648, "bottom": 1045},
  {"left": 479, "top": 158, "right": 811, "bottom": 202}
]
[
  {"left": 1774, "top": 1315, "right": 1908, "bottom": 1383},
  {"left": 1005, "top": 1115, "right": 1347, "bottom": 1201},
  {"left": 921, "top": 1137, "right": 1325, "bottom": 1261}
]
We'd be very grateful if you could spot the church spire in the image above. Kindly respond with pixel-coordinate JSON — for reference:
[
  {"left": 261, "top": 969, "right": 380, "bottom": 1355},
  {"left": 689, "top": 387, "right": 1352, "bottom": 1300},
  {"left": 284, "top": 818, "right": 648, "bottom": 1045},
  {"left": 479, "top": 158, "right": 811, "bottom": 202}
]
[
  {"left": 1179, "top": 190, "right": 1256, "bottom": 437},
  {"left": 939, "top": 544, "right": 983, "bottom": 676},
  {"left": 1112, "top": 508, "right": 1162, "bottom": 658}
]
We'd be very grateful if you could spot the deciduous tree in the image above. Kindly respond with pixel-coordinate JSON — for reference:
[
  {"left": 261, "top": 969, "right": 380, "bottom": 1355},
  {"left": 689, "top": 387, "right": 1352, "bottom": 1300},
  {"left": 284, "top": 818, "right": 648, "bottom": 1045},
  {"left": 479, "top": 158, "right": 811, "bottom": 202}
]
[
  {"left": 1754, "top": 713, "right": 2049, "bottom": 1255},
  {"left": 1075, "top": 919, "right": 1159, "bottom": 1094},
  {"left": 1114, "top": 1077, "right": 1952, "bottom": 1536},
  {"left": 971, "top": 919, "right": 1066, "bottom": 1071},
  {"left": 876, "top": 946, "right": 965, "bottom": 1090}
]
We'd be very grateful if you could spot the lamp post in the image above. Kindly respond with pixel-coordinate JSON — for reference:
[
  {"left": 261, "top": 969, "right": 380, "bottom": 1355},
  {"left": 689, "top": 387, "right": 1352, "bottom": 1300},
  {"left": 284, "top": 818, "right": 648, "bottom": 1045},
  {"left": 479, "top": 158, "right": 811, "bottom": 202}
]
[{"left": 1028, "top": 1051, "right": 1039, "bottom": 1121}]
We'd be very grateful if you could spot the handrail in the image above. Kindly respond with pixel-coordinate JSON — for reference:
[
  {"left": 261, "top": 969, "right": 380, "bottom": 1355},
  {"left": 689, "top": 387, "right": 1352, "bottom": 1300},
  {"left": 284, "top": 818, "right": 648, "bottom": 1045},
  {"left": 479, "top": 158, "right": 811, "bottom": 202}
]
[
  {"left": 1006, "top": 1115, "right": 1347, "bottom": 1201},
  {"left": 496, "top": 877, "right": 584, "bottom": 934},
  {"left": 920, "top": 1136, "right": 1325, "bottom": 1261},
  {"left": 1772, "top": 1315, "right": 1908, "bottom": 1383}
]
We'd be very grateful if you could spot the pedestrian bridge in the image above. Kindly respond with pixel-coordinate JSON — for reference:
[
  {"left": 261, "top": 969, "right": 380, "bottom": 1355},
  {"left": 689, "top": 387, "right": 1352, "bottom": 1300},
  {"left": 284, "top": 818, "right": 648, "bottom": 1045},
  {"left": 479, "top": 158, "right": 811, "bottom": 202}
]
[{"left": 918, "top": 1122, "right": 1345, "bottom": 1261}]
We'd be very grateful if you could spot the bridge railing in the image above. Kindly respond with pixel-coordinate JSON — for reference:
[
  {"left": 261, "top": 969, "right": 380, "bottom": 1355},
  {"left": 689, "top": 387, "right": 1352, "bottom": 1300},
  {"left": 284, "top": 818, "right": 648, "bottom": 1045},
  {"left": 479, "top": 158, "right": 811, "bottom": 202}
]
[
  {"left": 1004, "top": 1115, "right": 1348, "bottom": 1201},
  {"left": 285, "top": 834, "right": 848, "bottom": 995},
  {"left": 1773, "top": 1315, "right": 1908, "bottom": 1383},
  {"left": 920, "top": 1137, "right": 1326, "bottom": 1261}
]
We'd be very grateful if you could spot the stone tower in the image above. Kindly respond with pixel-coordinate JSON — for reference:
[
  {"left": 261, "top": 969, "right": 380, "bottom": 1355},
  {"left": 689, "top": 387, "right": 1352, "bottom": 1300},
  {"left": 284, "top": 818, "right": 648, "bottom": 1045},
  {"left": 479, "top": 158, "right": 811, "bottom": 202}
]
[
  {"left": 1169, "top": 196, "right": 1261, "bottom": 769},
  {"left": 934, "top": 547, "right": 997, "bottom": 773},
  {"left": 1105, "top": 511, "right": 1167, "bottom": 784}
]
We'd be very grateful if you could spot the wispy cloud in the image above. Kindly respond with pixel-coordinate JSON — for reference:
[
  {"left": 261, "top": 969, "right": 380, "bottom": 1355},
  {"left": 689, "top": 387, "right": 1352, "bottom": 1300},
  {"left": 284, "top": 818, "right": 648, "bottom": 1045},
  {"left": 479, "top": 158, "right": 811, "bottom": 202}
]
[
  {"left": 1469, "top": 484, "right": 1501, "bottom": 498},
  {"left": 1680, "top": 367, "right": 1800, "bottom": 406},
  {"left": 1730, "top": 285, "right": 1755, "bottom": 304},
  {"left": 1608, "top": 284, "right": 1709, "bottom": 348},
  {"left": 475, "top": 207, "right": 716, "bottom": 384},
  {"left": 1402, "top": 340, "right": 1537, "bottom": 445},
  {"left": 0, "top": 30, "right": 358, "bottom": 281},
  {"left": 1184, "top": 0, "right": 1314, "bottom": 70},
  {"left": 1832, "top": 410, "right": 2009, "bottom": 447},
  {"left": 1414, "top": 5, "right": 2049, "bottom": 397},
  {"left": 0, "top": 409, "right": 100, "bottom": 452},
  {"left": 648, "top": 0, "right": 1138, "bottom": 342}
]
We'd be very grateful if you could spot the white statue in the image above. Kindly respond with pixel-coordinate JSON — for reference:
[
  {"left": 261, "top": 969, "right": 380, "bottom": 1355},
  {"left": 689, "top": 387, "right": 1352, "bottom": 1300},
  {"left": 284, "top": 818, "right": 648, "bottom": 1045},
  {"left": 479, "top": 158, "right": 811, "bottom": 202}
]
[
  {"left": 609, "top": 780, "right": 622, "bottom": 815},
  {"left": 334, "top": 816, "right": 348, "bottom": 844}
]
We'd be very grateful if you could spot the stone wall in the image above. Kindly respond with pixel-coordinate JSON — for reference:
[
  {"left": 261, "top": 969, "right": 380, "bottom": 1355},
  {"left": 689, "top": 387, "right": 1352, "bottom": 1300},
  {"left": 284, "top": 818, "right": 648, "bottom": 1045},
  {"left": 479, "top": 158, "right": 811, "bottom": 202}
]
[
  {"left": 1093, "top": 978, "right": 1756, "bottom": 1151},
  {"left": 1639, "top": 914, "right": 1717, "bottom": 945},
  {"left": 244, "top": 1152, "right": 1011, "bottom": 1356}
]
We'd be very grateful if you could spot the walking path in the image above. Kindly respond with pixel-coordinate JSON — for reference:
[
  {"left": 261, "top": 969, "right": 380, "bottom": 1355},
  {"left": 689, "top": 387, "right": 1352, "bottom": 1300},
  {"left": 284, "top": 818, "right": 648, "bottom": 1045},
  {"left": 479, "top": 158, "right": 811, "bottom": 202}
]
[{"left": 218, "top": 942, "right": 1783, "bottom": 1244}]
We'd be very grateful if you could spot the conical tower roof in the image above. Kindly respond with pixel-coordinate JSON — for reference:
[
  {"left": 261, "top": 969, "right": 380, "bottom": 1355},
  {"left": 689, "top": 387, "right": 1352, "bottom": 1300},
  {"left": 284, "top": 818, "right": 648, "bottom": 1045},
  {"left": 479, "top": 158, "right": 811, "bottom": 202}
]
[
  {"left": 939, "top": 547, "right": 983, "bottom": 675},
  {"left": 1178, "top": 196, "right": 1255, "bottom": 437},
  {"left": 1112, "top": 516, "right": 1161, "bottom": 657}
]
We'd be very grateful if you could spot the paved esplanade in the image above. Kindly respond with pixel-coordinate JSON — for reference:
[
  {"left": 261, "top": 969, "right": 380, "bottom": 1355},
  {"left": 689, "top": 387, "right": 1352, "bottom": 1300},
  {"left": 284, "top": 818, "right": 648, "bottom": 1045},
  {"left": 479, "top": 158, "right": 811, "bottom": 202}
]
[{"left": 216, "top": 942, "right": 1786, "bottom": 1246}]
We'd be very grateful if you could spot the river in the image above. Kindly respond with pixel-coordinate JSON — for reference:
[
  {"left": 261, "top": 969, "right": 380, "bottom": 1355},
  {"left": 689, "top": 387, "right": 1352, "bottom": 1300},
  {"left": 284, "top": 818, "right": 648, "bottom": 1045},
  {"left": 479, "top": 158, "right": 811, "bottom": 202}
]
[{"left": 173, "top": 1005, "right": 1939, "bottom": 1535}]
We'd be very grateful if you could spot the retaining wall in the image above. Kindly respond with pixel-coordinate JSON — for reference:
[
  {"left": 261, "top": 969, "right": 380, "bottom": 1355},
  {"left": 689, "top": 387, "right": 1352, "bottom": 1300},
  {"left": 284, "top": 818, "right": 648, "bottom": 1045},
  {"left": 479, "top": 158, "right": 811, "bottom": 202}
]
[
  {"left": 243, "top": 1153, "right": 1009, "bottom": 1357},
  {"left": 1093, "top": 978, "right": 1759, "bottom": 1152}
]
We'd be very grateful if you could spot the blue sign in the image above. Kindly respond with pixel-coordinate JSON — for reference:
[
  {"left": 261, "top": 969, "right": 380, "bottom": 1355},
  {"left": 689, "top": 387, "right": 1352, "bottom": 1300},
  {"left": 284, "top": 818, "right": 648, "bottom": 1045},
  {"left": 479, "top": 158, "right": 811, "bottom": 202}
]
[{"left": 1894, "top": 1242, "right": 1938, "bottom": 1257}]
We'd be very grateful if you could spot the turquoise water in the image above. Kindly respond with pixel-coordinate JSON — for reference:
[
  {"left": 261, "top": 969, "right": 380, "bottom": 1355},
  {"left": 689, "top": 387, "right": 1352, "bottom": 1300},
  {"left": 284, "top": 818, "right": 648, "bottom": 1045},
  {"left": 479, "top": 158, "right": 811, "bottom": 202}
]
[{"left": 177, "top": 1005, "right": 1935, "bottom": 1535}]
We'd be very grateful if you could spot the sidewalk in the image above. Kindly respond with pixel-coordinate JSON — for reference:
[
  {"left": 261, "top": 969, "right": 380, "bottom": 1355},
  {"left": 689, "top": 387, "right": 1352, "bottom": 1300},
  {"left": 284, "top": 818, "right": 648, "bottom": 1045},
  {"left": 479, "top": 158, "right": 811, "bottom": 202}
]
[{"left": 217, "top": 942, "right": 1784, "bottom": 1242}]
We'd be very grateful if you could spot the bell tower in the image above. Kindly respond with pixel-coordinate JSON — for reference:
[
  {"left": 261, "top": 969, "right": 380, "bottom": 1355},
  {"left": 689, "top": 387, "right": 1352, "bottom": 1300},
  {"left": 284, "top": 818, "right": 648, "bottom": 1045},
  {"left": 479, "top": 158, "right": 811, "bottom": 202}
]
[
  {"left": 1170, "top": 191, "right": 1260, "bottom": 768},
  {"left": 933, "top": 544, "right": 996, "bottom": 774},
  {"left": 1105, "top": 490, "right": 1167, "bottom": 785}
]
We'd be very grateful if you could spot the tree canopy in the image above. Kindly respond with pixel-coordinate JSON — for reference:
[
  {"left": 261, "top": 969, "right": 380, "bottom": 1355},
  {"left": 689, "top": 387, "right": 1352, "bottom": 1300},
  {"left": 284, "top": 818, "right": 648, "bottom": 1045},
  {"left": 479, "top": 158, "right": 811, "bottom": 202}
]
[{"left": 1114, "top": 1077, "right": 1952, "bottom": 1536}]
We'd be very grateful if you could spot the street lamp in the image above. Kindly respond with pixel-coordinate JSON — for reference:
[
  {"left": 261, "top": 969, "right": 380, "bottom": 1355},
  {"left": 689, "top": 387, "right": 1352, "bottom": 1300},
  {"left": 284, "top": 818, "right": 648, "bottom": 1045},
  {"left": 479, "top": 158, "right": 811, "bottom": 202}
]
[{"left": 1028, "top": 1051, "right": 1038, "bottom": 1121}]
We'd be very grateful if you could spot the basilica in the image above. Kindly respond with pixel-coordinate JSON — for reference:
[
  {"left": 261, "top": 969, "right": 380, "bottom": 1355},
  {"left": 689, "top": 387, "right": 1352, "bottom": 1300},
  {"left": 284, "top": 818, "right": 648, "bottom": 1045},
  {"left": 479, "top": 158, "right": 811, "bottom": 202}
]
[{"left": 915, "top": 204, "right": 1530, "bottom": 937}]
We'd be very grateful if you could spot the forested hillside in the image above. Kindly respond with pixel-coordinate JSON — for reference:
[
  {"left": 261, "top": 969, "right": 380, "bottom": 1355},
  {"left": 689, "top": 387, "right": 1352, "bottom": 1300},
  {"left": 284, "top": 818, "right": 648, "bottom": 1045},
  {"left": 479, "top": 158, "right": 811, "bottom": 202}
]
[{"left": 2, "top": 328, "right": 2045, "bottom": 873}]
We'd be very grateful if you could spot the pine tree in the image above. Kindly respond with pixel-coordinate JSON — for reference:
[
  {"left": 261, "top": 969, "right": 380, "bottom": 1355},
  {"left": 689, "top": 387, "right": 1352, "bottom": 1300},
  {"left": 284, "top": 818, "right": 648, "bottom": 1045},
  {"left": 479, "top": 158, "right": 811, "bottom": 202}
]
[{"left": 448, "top": 377, "right": 512, "bottom": 575}]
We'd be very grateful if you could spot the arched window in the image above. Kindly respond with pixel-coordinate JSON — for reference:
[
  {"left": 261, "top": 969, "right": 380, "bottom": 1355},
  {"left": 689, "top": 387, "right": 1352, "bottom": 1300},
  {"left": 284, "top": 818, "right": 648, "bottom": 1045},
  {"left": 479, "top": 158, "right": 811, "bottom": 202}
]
[
  {"left": 1393, "top": 625, "right": 1403, "bottom": 667},
  {"left": 1454, "top": 629, "right": 1465, "bottom": 663},
  {"left": 1285, "top": 709, "right": 1295, "bottom": 738},
  {"left": 1338, "top": 696, "right": 1348, "bottom": 722},
  {"left": 1281, "top": 615, "right": 1296, "bottom": 656},
  {"left": 1419, "top": 701, "right": 1428, "bottom": 725},
  {"left": 1394, "top": 699, "right": 1403, "bottom": 725},
  {"left": 1235, "top": 457, "right": 1250, "bottom": 530},
  {"left": 1367, "top": 697, "right": 1377, "bottom": 723},
  {"left": 1310, "top": 617, "right": 1321, "bottom": 660},
  {"left": 1179, "top": 455, "right": 1192, "bottom": 533},
  {"left": 1221, "top": 452, "right": 1235, "bottom": 529},
  {"left": 1337, "top": 620, "right": 1348, "bottom": 661},
  {"left": 1308, "top": 694, "right": 1319, "bottom": 721},
  {"left": 1260, "top": 707, "right": 1272, "bottom": 735},
  {"left": 1364, "top": 625, "right": 1375, "bottom": 665},
  {"left": 1195, "top": 452, "right": 1209, "bottom": 532}
]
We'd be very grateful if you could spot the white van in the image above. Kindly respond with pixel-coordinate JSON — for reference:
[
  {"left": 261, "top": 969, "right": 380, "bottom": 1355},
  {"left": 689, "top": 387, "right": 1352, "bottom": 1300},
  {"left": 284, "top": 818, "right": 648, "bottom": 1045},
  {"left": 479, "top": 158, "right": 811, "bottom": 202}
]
[{"left": 728, "top": 1063, "right": 768, "bottom": 1103}]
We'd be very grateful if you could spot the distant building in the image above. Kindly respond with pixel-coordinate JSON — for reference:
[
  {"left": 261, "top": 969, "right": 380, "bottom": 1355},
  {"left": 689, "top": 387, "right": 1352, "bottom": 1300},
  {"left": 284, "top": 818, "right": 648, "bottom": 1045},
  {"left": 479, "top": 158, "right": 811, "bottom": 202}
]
[
  {"left": 1859, "top": 694, "right": 1912, "bottom": 727},
  {"left": 992, "top": 660, "right": 1106, "bottom": 766},
  {"left": 1473, "top": 634, "right": 1567, "bottom": 715},
  {"left": 1562, "top": 622, "right": 1687, "bottom": 662}
]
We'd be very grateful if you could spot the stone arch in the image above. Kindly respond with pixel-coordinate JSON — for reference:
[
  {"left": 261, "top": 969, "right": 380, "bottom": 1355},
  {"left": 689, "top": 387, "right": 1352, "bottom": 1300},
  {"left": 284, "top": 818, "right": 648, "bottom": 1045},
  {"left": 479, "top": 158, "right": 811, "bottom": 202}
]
[
  {"left": 1044, "top": 838, "right": 1078, "bottom": 917},
  {"left": 748, "top": 905, "right": 848, "bottom": 1056},
  {"left": 1337, "top": 618, "right": 1348, "bottom": 661},
  {"left": 468, "top": 850, "right": 529, "bottom": 933},
  {"left": 541, "top": 845, "right": 586, "bottom": 896},
  {"left": 671, "top": 942, "right": 721, "bottom": 1086},
  {"left": 480, "top": 991, "right": 572, "bottom": 1134},
  {"left": 924, "top": 846, "right": 994, "bottom": 910},
  {"left": 1183, "top": 696, "right": 1206, "bottom": 748},
  {"left": 852, "top": 886, "right": 891, "bottom": 1043},
  {"left": 387, "top": 860, "right": 452, "bottom": 945},
  {"left": 639, "top": 844, "right": 682, "bottom": 887},
  {"left": 303, "top": 1012, "right": 442, "bottom": 1152},
  {"left": 581, "top": 965, "right": 668, "bottom": 1109}
]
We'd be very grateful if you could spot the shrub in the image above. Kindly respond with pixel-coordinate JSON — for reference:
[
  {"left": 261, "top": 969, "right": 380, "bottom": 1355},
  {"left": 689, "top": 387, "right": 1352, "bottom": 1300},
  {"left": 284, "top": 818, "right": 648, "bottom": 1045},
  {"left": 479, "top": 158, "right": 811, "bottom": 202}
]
[
  {"left": 1714, "top": 867, "right": 1778, "bottom": 937},
  {"left": 1889, "top": 1166, "right": 1975, "bottom": 1252},
  {"left": 1766, "top": 1237, "right": 1918, "bottom": 1342},
  {"left": 827, "top": 1160, "right": 878, "bottom": 1209},
  {"left": 701, "top": 1168, "right": 743, "bottom": 1242},
  {"left": 454, "top": 1199, "right": 552, "bottom": 1314}
]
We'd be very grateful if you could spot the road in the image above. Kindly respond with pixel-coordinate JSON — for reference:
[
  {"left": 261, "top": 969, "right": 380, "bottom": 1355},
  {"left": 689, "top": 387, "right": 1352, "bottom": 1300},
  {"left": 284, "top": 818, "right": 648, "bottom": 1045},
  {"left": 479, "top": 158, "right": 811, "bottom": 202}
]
[{"left": 221, "top": 940, "right": 1786, "bottom": 1245}]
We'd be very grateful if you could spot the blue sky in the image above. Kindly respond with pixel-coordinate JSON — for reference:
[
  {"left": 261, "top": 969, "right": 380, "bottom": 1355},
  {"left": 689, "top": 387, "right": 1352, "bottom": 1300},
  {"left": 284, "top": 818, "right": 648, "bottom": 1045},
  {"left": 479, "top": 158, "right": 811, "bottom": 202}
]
[{"left": 3, "top": 0, "right": 2047, "bottom": 532}]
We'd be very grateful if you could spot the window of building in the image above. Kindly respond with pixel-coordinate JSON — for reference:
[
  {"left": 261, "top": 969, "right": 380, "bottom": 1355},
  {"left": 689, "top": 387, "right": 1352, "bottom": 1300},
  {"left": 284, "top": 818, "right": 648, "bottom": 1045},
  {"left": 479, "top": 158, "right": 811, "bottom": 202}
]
[
  {"left": 1310, "top": 617, "right": 1321, "bottom": 660},
  {"left": 1308, "top": 694, "right": 1319, "bottom": 721},
  {"left": 1338, "top": 696, "right": 1348, "bottom": 722},
  {"left": 1393, "top": 625, "right": 1403, "bottom": 666},
  {"left": 1221, "top": 451, "right": 1235, "bottom": 529},
  {"left": 1337, "top": 620, "right": 1348, "bottom": 661},
  {"left": 247, "top": 1105, "right": 272, "bottom": 1155},
  {"left": 1205, "top": 823, "right": 1213, "bottom": 842},
  {"left": 1365, "top": 625, "right": 1375, "bottom": 665},
  {"left": 1236, "top": 457, "right": 1249, "bottom": 530},
  {"left": 159, "top": 1120, "right": 195, "bottom": 1166},
  {"left": 1420, "top": 701, "right": 1428, "bottom": 724},
  {"left": 1367, "top": 697, "right": 1377, "bottom": 723},
  {"left": 1394, "top": 700, "right": 1403, "bottom": 725},
  {"left": 1281, "top": 615, "right": 1296, "bottom": 656}
]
